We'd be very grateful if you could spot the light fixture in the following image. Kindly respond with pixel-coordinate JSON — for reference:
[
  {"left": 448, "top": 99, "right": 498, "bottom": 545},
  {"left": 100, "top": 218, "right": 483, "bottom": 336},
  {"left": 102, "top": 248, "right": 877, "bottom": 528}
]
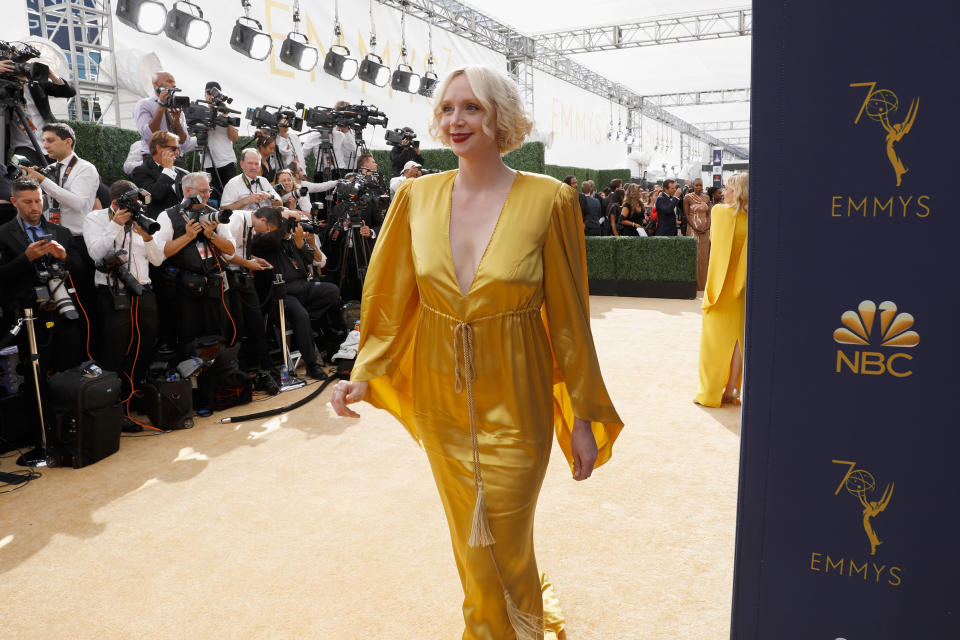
[
  {"left": 281, "top": 0, "right": 318, "bottom": 71},
  {"left": 418, "top": 23, "right": 439, "bottom": 97},
  {"left": 323, "top": 1, "right": 358, "bottom": 80},
  {"left": 116, "top": 0, "right": 167, "bottom": 35},
  {"left": 164, "top": 1, "right": 211, "bottom": 49},
  {"left": 391, "top": 3, "right": 421, "bottom": 94},
  {"left": 358, "top": 54, "right": 390, "bottom": 87},
  {"left": 231, "top": 1, "right": 273, "bottom": 60}
]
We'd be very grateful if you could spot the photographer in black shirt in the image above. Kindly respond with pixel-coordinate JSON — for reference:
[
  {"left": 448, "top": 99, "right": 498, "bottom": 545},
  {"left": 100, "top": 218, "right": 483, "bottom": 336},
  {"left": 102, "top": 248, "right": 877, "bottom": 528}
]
[
  {"left": 388, "top": 127, "right": 425, "bottom": 178},
  {"left": 249, "top": 207, "right": 344, "bottom": 379}
]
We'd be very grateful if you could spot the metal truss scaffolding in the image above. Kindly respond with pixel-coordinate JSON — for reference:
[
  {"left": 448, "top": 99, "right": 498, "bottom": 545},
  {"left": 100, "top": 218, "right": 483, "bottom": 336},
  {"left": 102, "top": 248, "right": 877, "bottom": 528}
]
[
  {"left": 642, "top": 88, "right": 751, "bottom": 108},
  {"left": 534, "top": 8, "right": 751, "bottom": 54},
  {"left": 692, "top": 119, "right": 750, "bottom": 132},
  {"left": 27, "top": 0, "right": 122, "bottom": 124},
  {"left": 375, "top": 0, "right": 748, "bottom": 159}
]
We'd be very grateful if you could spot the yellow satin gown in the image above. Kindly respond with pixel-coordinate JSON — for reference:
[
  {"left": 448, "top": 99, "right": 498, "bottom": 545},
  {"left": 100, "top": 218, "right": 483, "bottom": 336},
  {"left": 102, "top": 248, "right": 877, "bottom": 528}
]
[
  {"left": 695, "top": 203, "right": 748, "bottom": 407},
  {"left": 352, "top": 170, "right": 623, "bottom": 639}
]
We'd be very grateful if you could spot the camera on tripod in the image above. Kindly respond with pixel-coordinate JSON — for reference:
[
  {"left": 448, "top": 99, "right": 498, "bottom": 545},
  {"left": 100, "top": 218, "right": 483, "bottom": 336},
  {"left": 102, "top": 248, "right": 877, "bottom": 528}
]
[
  {"left": 332, "top": 175, "right": 388, "bottom": 229},
  {"left": 115, "top": 188, "right": 161, "bottom": 234},
  {"left": 34, "top": 258, "right": 78, "bottom": 320},
  {"left": 385, "top": 127, "right": 417, "bottom": 147},
  {"left": 245, "top": 104, "right": 304, "bottom": 133},
  {"left": 95, "top": 249, "right": 145, "bottom": 306},
  {"left": 302, "top": 105, "right": 354, "bottom": 129},
  {"left": 0, "top": 41, "right": 47, "bottom": 83}
]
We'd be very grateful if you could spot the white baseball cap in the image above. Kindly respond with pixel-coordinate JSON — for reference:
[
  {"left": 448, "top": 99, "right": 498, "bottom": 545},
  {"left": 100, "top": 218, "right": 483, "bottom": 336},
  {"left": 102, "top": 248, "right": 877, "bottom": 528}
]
[{"left": 403, "top": 160, "right": 422, "bottom": 172}]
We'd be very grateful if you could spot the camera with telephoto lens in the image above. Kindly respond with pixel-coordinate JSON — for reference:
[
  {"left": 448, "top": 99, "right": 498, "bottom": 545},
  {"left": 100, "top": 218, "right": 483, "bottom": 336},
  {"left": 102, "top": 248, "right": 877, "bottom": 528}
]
[
  {"left": 34, "top": 258, "right": 78, "bottom": 320},
  {"left": 283, "top": 216, "right": 319, "bottom": 235},
  {"left": 245, "top": 104, "right": 304, "bottom": 133},
  {"left": 115, "top": 188, "right": 161, "bottom": 234},
  {"left": 274, "top": 183, "right": 309, "bottom": 200},
  {"left": 0, "top": 41, "right": 48, "bottom": 83},
  {"left": 385, "top": 127, "right": 417, "bottom": 147},
  {"left": 94, "top": 248, "right": 145, "bottom": 305},
  {"left": 191, "top": 206, "right": 233, "bottom": 225}
]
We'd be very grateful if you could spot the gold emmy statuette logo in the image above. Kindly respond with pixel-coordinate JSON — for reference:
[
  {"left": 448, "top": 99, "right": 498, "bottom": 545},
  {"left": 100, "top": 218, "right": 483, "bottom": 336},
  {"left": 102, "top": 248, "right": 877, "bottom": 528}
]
[
  {"left": 834, "top": 300, "right": 919, "bottom": 377},
  {"left": 851, "top": 82, "right": 919, "bottom": 187},
  {"left": 833, "top": 460, "right": 894, "bottom": 556}
]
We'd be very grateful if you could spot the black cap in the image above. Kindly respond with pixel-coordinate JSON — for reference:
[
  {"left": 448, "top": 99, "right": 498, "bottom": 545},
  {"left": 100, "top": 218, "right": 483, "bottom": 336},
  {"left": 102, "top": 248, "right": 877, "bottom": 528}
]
[{"left": 205, "top": 81, "right": 221, "bottom": 93}]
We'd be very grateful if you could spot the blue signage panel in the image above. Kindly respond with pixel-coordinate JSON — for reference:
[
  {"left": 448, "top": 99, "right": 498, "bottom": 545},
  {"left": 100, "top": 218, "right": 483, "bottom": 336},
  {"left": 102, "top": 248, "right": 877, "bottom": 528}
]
[{"left": 733, "top": 1, "right": 958, "bottom": 638}]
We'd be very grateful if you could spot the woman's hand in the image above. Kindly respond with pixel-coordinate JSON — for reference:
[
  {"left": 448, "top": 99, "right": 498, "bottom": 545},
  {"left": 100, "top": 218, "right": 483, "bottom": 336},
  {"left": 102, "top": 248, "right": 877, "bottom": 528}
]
[
  {"left": 570, "top": 418, "right": 598, "bottom": 481},
  {"left": 331, "top": 380, "right": 369, "bottom": 418}
]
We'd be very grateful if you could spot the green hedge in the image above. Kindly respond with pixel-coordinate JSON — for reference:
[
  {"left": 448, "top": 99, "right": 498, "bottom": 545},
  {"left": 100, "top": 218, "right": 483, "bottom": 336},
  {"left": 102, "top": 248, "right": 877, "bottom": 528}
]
[
  {"left": 584, "top": 236, "right": 696, "bottom": 282},
  {"left": 544, "top": 164, "right": 630, "bottom": 189},
  {"left": 66, "top": 120, "right": 140, "bottom": 185}
]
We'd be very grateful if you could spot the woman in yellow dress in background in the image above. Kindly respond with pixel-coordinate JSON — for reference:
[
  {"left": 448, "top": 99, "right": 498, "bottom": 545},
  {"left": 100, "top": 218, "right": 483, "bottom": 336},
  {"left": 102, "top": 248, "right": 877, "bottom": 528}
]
[
  {"left": 695, "top": 172, "right": 749, "bottom": 407},
  {"left": 331, "top": 65, "right": 623, "bottom": 640}
]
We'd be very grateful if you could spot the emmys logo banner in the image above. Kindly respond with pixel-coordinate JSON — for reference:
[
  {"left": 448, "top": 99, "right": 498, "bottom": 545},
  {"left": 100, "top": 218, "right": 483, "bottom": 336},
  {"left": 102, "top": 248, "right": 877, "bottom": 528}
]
[
  {"left": 830, "top": 82, "right": 932, "bottom": 220},
  {"left": 833, "top": 300, "right": 919, "bottom": 377},
  {"left": 809, "top": 460, "right": 903, "bottom": 589}
]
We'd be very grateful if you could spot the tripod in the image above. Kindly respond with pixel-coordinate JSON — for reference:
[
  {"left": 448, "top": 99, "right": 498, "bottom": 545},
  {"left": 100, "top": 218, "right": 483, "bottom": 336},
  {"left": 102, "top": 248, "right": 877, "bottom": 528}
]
[
  {"left": 0, "top": 79, "right": 50, "bottom": 171},
  {"left": 15, "top": 309, "right": 52, "bottom": 468},
  {"left": 271, "top": 275, "right": 306, "bottom": 392}
]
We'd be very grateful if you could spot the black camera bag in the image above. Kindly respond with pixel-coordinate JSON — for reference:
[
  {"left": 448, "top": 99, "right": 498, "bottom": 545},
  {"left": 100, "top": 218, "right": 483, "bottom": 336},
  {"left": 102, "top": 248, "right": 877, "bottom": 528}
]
[{"left": 46, "top": 362, "right": 122, "bottom": 468}]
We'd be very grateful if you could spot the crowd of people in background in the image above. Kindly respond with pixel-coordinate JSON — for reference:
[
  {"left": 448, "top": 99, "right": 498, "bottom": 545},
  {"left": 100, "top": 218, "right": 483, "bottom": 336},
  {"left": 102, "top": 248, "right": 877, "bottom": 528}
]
[{"left": 565, "top": 174, "right": 725, "bottom": 290}]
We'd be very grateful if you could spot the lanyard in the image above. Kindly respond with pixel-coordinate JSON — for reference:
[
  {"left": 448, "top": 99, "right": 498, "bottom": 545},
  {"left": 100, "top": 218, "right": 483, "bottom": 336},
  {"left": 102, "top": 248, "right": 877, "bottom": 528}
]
[
  {"left": 242, "top": 173, "right": 262, "bottom": 195},
  {"left": 48, "top": 155, "right": 79, "bottom": 213}
]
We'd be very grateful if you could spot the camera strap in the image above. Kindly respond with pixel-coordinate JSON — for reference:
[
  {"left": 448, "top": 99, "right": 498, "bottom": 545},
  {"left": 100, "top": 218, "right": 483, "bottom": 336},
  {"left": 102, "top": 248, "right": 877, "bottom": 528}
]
[{"left": 46, "top": 155, "right": 78, "bottom": 224}]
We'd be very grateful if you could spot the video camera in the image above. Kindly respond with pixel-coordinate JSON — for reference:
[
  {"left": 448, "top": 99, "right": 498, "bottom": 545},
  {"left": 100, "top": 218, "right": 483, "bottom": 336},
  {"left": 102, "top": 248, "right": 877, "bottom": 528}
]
[
  {"left": 0, "top": 41, "right": 47, "bottom": 83},
  {"left": 331, "top": 173, "right": 389, "bottom": 229},
  {"left": 156, "top": 86, "right": 190, "bottom": 110},
  {"left": 185, "top": 100, "right": 241, "bottom": 135},
  {"left": 115, "top": 188, "right": 161, "bottom": 234},
  {"left": 5, "top": 154, "right": 30, "bottom": 180},
  {"left": 34, "top": 258, "right": 78, "bottom": 320},
  {"left": 245, "top": 104, "right": 304, "bottom": 133},
  {"left": 385, "top": 126, "right": 417, "bottom": 148}
]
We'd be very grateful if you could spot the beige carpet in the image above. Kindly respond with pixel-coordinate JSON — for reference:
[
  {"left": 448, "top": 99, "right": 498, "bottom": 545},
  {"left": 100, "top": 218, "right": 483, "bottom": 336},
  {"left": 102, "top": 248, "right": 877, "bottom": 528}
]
[{"left": 0, "top": 295, "right": 741, "bottom": 640}]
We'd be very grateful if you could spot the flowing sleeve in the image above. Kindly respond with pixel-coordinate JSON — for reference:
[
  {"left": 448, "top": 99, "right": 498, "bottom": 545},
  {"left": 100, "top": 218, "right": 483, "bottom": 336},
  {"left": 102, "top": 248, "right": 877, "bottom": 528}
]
[
  {"left": 542, "top": 183, "right": 624, "bottom": 470},
  {"left": 351, "top": 179, "right": 422, "bottom": 445}
]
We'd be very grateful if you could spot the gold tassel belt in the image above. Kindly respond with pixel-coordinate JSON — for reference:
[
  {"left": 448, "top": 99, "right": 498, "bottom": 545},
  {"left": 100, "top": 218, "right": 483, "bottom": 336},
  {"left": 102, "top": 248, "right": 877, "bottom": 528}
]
[{"left": 421, "top": 302, "right": 544, "bottom": 639}]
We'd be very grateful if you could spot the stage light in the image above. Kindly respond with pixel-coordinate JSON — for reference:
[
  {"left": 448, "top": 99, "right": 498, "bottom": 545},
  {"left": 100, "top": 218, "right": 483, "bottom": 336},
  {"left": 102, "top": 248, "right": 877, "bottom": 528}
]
[
  {"left": 281, "top": 32, "right": 318, "bottom": 71},
  {"left": 418, "top": 70, "right": 439, "bottom": 97},
  {"left": 231, "top": 16, "right": 273, "bottom": 61},
  {"left": 116, "top": 0, "right": 167, "bottom": 35},
  {"left": 164, "top": 1, "right": 210, "bottom": 49},
  {"left": 391, "top": 64, "right": 421, "bottom": 94},
  {"left": 323, "top": 45, "right": 358, "bottom": 80},
  {"left": 358, "top": 53, "right": 390, "bottom": 87}
]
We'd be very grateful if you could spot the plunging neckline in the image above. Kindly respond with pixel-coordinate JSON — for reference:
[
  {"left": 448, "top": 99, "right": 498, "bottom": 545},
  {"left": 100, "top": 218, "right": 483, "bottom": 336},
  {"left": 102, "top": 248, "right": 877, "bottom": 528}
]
[{"left": 446, "top": 170, "right": 522, "bottom": 297}]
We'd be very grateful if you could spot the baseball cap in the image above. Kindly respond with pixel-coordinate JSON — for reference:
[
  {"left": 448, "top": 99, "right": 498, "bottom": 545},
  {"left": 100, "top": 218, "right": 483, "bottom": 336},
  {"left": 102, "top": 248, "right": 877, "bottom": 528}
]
[
  {"left": 205, "top": 81, "right": 221, "bottom": 93},
  {"left": 403, "top": 160, "right": 422, "bottom": 172}
]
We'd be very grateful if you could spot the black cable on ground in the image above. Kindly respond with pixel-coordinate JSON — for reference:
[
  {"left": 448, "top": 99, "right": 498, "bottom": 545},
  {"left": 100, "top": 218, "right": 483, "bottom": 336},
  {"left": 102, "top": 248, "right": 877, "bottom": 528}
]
[{"left": 218, "top": 376, "right": 337, "bottom": 423}]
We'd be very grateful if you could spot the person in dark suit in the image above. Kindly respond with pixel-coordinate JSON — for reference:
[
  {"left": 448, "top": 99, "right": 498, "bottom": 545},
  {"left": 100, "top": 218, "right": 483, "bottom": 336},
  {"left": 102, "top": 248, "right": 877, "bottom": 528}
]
[
  {"left": 0, "top": 60, "right": 76, "bottom": 166},
  {"left": 131, "top": 131, "right": 187, "bottom": 217},
  {"left": 0, "top": 178, "right": 83, "bottom": 374},
  {"left": 654, "top": 179, "right": 681, "bottom": 236}
]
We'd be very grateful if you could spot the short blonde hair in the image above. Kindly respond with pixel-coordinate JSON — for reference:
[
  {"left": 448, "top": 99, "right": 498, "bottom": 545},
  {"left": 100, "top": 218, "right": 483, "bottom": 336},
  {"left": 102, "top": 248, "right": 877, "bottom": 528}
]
[
  {"left": 428, "top": 65, "right": 534, "bottom": 155},
  {"left": 725, "top": 172, "right": 749, "bottom": 214}
]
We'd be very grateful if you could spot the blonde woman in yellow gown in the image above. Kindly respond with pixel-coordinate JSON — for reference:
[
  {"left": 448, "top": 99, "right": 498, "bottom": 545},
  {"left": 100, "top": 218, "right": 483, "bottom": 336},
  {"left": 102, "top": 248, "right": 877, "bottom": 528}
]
[
  {"left": 695, "top": 172, "right": 749, "bottom": 407},
  {"left": 331, "top": 65, "right": 623, "bottom": 640}
]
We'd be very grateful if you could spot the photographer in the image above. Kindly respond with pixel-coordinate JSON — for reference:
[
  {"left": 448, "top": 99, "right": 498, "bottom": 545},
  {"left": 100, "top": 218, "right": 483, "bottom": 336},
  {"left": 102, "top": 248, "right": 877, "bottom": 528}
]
[
  {"left": 0, "top": 178, "right": 82, "bottom": 374},
  {"left": 388, "top": 127, "right": 424, "bottom": 178},
  {"left": 275, "top": 117, "right": 305, "bottom": 177},
  {"left": 249, "top": 207, "right": 343, "bottom": 379},
  {"left": 220, "top": 148, "right": 282, "bottom": 212},
  {"left": 0, "top": 58, "right": 75, "bottom": 167},
  {"left": 152, "top": 172, "right": 235, "bottom": 358},
  {"left": 133, "top": 71, "right": 192, "bottom": 156},
  {"left": 303, "top": 100, "right": 358, "bottom": 180},
  {"left": 82, "top": 180, "right": 163, "bottom": 400},
  {"left": 389, "top": 160, "right": 421, "bottom": 195},
  {"left": 253, "top": 131, "right": 281, "bottom": 183},
  {"left": 132, "top": 131, "right": 188, "bottom": 217},
  {"left": 275, "top": 169, "right": 335, "bottom": 217},
  {"left": 200, "top": 81, "right": 239, "bottom": 196}
]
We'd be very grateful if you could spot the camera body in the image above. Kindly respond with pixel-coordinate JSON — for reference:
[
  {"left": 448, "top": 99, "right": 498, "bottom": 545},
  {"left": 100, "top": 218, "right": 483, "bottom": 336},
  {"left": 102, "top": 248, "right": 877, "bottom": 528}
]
[
  {"left": 245, "top": 104, "right": 304, "bottom": 133},
  {"left": 274, "top": 183, "right": 309, "bottom": 201},
  {"left": 331, "top": 174, "right": 388, "bottom": 229},
  {"left": 185, "top": 101, "right": 241, "bottom": 134},
  {"left": 189, "top": 205, "right": 232, "bottom": 226},
  {"left": 0, "top": 41, "right": 47, "bottom": 82},
  {"left": 34, "top": 258, "right": 79, "bottom": 320},
  {"left": 94, "top": 249, "right": 145, "bottom": 305},
  {"left": 115, "top": 188, "right": 161, "bottom": 234},
  {"left": 385, "top": 126, "right": 417, "bottom": 148}
]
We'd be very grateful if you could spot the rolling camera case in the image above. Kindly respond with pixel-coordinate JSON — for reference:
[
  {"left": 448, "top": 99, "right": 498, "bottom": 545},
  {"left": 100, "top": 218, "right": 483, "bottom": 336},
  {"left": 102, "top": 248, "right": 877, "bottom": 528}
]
[
  {"left": 47, "top": 362, "right": 122, "bottom": 468},
  {"left": 143, "top": 379, "right": 193, "bottom": 430}
]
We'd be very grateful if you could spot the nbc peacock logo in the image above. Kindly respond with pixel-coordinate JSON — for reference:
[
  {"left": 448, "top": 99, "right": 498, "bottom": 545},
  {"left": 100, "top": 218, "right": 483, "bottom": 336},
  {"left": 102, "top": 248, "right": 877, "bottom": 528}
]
[{"left": 834, "top": 300, "right": 918, "bottom": 377}]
